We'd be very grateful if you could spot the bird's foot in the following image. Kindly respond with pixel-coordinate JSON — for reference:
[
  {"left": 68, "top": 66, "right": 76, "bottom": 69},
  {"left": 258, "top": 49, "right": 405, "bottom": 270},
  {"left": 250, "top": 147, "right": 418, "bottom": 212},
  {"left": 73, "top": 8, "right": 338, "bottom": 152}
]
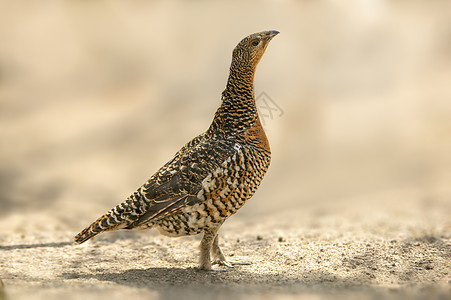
[
  {"left": 212, "top": 259, "right": 251, "bottom": 268},
  {"left": 196, "top": 259, "right": 251, "bottom": 271}
]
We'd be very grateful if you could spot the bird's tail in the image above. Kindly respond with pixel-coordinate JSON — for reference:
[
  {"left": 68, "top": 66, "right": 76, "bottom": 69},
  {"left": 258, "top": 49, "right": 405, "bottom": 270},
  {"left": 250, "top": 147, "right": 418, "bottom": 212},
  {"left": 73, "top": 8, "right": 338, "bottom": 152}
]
[
  {"left": 74, "top": 191, "right": 147, "bottom": 244},
  {"left": 74, "top": 213, "right": 121, "bottom": 244}
]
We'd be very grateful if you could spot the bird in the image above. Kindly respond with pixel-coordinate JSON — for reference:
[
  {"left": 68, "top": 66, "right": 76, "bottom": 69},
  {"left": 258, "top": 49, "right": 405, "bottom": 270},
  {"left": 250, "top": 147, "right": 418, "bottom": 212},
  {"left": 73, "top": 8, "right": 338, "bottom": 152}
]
[{"left": 74, "top": 30, "right": 279, "bottom": 270}]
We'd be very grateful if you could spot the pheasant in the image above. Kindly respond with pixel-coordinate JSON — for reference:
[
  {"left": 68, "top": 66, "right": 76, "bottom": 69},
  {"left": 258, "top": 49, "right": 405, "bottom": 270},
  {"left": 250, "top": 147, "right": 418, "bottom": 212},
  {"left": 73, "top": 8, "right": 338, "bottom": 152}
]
[{"left": 74, "top": 30, "right": 279, "bottom": 270}]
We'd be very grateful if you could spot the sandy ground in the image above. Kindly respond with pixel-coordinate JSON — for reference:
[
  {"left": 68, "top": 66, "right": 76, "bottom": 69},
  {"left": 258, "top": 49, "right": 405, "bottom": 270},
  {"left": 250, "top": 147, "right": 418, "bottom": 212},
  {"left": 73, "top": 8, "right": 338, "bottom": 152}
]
[{"left": 1, "top": 184, "right": 450, "bottom": 300}]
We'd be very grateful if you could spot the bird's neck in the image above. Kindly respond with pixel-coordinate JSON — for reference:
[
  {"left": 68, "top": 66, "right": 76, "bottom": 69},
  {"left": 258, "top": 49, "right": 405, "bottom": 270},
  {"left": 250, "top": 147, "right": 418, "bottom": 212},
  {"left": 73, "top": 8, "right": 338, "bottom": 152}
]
[
  {"left": 224, "top": 64, "right": 255, "bottom": 98},
  {"left": 208, "top": 65, "right": 258, "bottom": 135}
]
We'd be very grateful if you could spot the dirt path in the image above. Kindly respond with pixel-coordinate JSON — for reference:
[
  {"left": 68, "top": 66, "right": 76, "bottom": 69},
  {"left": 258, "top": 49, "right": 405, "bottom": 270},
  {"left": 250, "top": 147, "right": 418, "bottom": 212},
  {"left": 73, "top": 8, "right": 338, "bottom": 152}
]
[{"left": 1, "top": 186, "right": 450, "bottom": 300}]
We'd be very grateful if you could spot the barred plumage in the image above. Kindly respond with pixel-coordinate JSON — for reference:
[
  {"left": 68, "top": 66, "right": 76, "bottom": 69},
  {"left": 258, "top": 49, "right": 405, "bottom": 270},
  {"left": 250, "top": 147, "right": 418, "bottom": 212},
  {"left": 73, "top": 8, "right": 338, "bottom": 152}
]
[{"left": 74, "top": 30, "right": 279, "bottom": 270}]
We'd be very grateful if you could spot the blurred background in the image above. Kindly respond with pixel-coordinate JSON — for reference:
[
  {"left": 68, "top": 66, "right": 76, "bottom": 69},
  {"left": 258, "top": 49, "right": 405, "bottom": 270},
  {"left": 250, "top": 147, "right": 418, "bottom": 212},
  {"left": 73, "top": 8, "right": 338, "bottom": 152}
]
[{"left": 0, "top": 0, "right": 450, "bottom": 233}]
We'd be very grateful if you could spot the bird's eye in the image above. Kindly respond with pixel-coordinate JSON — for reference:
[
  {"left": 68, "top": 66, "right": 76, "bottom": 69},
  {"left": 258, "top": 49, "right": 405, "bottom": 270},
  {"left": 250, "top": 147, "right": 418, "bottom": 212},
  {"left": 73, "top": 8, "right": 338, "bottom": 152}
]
[{"left": 251, "top": 39, "right": 260, "bottom": 47}]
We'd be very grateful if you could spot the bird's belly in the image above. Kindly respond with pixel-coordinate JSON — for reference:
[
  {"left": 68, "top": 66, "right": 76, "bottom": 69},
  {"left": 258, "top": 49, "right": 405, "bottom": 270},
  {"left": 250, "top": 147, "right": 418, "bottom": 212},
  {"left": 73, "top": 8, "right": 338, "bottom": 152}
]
[
  {"left": 155, "top": 198, "right": 231, "bottom": 237},
  {"left": 155, "top": 210, "right": 219, "bottom": 237}
]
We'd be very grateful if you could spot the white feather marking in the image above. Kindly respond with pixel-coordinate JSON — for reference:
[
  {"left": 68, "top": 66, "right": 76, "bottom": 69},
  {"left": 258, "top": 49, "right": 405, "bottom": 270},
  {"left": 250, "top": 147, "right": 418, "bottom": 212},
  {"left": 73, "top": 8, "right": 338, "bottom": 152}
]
[
  {"left": 201, "top": 173, "right": 212, "bottom": 189},
  {"left": 232, "top": 179, "right": 238, "bottom": 188},
  {"left": 111, "top": 213, "right": 119, "bottom": 223},
  {"left": 213, "top": 167, "right": 223, "bottom": 177},
  {"left": 197, "top": 189, "right": 205, "bottom": 200},
  {"left": 219, "top": 186, "right": 231, "bottom": 198}
]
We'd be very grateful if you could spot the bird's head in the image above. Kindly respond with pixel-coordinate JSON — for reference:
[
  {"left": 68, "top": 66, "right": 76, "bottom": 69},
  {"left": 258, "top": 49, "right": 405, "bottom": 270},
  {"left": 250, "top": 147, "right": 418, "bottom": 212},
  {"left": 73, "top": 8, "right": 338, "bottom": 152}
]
[{"left": 231, "top": 30, "right": 279, "bottom": 71}]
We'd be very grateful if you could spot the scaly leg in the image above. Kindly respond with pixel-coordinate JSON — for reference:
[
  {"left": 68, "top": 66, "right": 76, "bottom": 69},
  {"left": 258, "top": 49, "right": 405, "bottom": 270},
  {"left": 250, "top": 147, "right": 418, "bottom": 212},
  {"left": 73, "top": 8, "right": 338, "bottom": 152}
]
[
  {"left": 199, "top": 227, "right": 219, "bottom": 270},
  {"left": 211, "top": 234, "right": 251, "bottom": 268}
]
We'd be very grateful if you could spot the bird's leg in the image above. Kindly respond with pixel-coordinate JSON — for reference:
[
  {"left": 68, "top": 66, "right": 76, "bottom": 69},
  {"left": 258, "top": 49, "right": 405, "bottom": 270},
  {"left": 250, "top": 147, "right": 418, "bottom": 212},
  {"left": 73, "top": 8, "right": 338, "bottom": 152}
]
[
  {"left": 211, "top": 234, "right": 251, "bottom": 268},
  {"left": 198, "top": 228, "right": 218, "bottom": 270},
  {"left": 211, "top": 234, "right": 230, "bottom": 266}
]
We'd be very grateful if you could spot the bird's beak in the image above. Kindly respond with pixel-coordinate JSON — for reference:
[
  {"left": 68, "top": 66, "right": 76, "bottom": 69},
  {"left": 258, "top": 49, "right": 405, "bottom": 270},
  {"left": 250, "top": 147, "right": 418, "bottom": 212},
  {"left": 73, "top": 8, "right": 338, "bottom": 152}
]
[
  {"left": 268, "top": 30, "right": 280, "bottom": 38},
  {"left": 264, "top": 30, "right": 279, "bottom": 43}
]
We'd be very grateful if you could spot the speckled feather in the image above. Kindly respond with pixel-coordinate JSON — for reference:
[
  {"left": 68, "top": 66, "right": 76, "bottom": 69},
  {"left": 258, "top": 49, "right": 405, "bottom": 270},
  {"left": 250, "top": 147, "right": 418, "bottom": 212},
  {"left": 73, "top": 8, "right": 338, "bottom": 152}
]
[{"left": 74, "top": 30, "right": 278, "bottom": 269}]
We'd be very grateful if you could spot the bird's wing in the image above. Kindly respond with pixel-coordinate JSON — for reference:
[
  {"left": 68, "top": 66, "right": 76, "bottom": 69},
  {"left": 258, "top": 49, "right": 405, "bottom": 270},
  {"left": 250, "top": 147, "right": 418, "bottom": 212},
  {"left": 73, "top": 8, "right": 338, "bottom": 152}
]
[{"left": 125, "top": 134, "right": 238, "bottom": 228}]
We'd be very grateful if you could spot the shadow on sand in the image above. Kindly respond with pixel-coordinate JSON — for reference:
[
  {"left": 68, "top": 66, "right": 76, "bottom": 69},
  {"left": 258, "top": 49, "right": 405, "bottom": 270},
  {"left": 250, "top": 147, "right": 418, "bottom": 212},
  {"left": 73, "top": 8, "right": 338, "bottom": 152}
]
[{"left": 60, "top": 267, "right": 407, "bottom": 300}]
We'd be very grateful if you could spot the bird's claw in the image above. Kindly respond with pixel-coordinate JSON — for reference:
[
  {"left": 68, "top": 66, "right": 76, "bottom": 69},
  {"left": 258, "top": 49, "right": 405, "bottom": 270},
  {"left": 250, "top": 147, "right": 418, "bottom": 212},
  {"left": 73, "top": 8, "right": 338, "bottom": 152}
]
[
  {"left": 212, "top": 259, "right": 251, "bottom": 268},
  {"left": 214, "top": 260, "right": 234, "bottom": 268}
]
